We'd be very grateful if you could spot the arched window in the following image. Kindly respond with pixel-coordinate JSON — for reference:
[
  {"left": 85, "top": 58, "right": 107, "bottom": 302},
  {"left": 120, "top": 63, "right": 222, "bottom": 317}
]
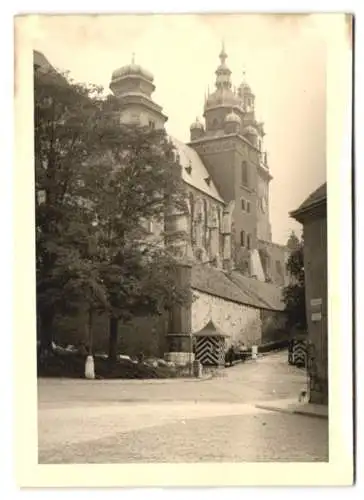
[
  {"left": 240, "top": 230, "right": 245, "bottom": 247},
  {"left": 241, "top": 161, "right": 248, "bottom": 186}
]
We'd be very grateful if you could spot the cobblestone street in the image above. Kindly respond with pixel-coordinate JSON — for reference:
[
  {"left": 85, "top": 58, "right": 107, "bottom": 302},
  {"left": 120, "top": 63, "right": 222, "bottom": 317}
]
[{"left": 38, "top": 351, "right": 328, "bottom": 463}]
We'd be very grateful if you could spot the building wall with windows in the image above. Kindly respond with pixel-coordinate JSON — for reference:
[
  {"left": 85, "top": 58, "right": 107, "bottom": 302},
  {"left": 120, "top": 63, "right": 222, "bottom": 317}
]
[{"left": 118, "top": 105, "right": 165, "bottom": 129}]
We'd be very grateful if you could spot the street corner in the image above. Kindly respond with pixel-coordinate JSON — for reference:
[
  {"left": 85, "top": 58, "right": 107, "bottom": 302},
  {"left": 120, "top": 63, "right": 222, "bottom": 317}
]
[{"left": 255, "top": 398, "right": 328, "bottom": 420}]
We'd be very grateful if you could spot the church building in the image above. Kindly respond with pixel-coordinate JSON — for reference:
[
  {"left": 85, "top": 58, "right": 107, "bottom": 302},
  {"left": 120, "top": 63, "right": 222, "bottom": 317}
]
[
  {"left": 108, "top": 45, "right": 289, "bottom": 362},
  {"left": 35, "top": 47, "right": 290, "bottom": 362},
  {"left": 109, "top": 45, "right": 289, "bottom": 286}
]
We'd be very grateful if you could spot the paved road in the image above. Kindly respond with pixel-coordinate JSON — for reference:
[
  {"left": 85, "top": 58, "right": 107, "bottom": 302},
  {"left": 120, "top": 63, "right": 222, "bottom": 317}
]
[{"left": 38, "top": 351, "right": 328, "bottom": 463}]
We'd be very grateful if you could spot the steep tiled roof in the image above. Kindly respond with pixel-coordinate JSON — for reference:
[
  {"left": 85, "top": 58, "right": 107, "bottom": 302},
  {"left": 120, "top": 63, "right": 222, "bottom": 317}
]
[
  {"left": 170, "top": 137, "right": 224, "bottom": 203},
  {"left": 229, "top": 271, "right": 285, "bottom": 311},
  {"left": 291, "top": 183, "right": 327, "bottom": 218},
  {"left": 191, "top": 263, "right": 285, "bottom": 312}
]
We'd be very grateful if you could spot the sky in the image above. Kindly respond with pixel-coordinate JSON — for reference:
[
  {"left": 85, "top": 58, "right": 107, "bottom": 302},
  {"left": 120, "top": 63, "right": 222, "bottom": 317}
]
[{"left": 30, "top": 13, "right": 327, "bottom": 245}]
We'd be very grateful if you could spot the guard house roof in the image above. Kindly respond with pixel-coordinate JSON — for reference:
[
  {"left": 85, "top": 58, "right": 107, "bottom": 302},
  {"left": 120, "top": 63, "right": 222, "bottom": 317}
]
[{"left": 194, "top": 320, "right": 230, "bottom": 338}]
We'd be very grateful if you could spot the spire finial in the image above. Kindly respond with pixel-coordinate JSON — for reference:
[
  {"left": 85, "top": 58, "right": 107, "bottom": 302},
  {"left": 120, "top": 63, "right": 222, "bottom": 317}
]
[
  {"left": 219, "top": 39, "right": 227, "bottom": 63},
  {"left": 132, "top": 52, "right": 135, "bottom": 64}
]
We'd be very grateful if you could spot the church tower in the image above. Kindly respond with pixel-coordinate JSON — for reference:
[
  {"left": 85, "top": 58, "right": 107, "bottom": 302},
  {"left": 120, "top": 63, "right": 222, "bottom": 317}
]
[
  {"left": 109, "top": 54, "right": 168, "bottom": 129},
  {"left": 188, "top": 44, "right": 272, "bottom": 277}
]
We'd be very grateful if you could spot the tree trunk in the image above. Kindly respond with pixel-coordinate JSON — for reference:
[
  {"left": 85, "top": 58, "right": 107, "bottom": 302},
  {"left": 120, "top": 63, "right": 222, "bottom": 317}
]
[
  {"left": 39, "top": 309, "right": 54, "bottom": 355},
  {"left": 85, "top": 308, "right": 94, "bottom": 355},
  {"left": 108, "top": 316, "right": 119, "bottom": 363}
]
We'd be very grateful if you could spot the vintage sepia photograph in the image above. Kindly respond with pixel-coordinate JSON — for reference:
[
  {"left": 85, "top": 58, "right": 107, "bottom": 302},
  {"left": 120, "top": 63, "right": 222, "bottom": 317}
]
[{"left": 13, "top": 11, "right": 353, "bottom": 487}]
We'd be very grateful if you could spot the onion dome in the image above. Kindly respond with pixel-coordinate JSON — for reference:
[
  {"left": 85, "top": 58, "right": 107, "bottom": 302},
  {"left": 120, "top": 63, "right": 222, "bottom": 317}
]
[
  {"left": 243, "top": 125, "right": 258, "bottom": 136},
  {"left": 111, "top": 54, "right": 154, "bottom": 83},
  {"left": 239, "top": 81, "right": 252, "bottom": 94},
  {"left": 238, "top": 70, "right": 253, "bottom": 96},
  {"left": 190, "top": 117, "right": 204, "bottom": 131},
  {"left": 205, "top": 88, "right": 241, "bottom": 109},
  {"left": 225, "top": 111, "right": 241, "bottom": 125}
]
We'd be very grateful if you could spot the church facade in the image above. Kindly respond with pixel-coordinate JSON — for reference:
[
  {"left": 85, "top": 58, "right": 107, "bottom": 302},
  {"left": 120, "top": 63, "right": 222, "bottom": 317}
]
[
  {"left": 108, "top": 46, "right": 289, "bottom": 362},
  {"left": 109, "top": 45, "right": 289, "bottom": 286}
]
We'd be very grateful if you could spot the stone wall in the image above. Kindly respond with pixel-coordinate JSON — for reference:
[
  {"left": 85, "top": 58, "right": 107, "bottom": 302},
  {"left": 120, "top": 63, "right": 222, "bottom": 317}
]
[{"left": 191, "top": 289, "right": 262, "bottom": 347}]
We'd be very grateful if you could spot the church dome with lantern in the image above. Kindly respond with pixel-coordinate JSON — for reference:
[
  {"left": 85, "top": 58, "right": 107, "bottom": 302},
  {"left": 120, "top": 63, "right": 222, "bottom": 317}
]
[
  {"left": 111, "top": 55, "right": 154, "bottom": 84},
  {"left": 204, "top": 44, "right": 241, "bottom": 113}
]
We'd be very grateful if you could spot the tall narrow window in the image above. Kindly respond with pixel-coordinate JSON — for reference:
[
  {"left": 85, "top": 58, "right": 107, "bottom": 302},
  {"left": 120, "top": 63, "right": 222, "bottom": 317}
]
[
  {"left": 241, "top": 161, "right": 248, "bottom": 186},
  {"left": 240, "top": 230, "right": 245, "bottom": 247},
  {"left": 241, "top": 199, "right": 246, "bottom": 211},
  {"left": 247, "top": 201, "right": 251, "bottom": 213},
  {"left": 189, "top": 192, "right": 195, "bottom": 243},
  {"left": 247, "top": 234, "right": 251, "bottom": 250},
  {"left": 149, "top": 119, "right": 155, "bottom": 129}
]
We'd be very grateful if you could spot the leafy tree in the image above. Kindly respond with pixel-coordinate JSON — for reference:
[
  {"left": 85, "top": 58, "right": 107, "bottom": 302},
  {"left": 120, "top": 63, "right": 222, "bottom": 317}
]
[
  {"left": 34, "top": 63, "right": 109, "bottom": 352},
  {"left": 286, "top": 230, "right": 300, "bottom": 252},
  {"left": 35, "top": 61, "right": 191, "bottom": 359},
  {"left": 81, "top": 117, "right": 191, "bottom": 362},
  {"left": 282, "top": 236, "right": 307, "bottom": 332}
]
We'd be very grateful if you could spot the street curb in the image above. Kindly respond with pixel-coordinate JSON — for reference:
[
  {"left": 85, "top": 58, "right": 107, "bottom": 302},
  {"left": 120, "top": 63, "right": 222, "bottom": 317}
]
[{"left": 255, "top": 403, "right": 328, "bottom": 420}]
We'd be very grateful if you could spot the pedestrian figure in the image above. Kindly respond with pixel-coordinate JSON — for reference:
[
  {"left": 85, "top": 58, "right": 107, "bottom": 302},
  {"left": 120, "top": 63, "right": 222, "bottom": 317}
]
[
  {"left": 227, "top": 345, "right": 235, "bottom": 366},
  {"left": 238, "top": 342, "right": 247, "bottom": 362}
]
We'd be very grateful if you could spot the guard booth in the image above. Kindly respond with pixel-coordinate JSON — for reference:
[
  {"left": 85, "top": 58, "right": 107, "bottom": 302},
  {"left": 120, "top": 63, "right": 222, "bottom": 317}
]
[
  {"left": 194, "top": 320, "right": 229, "bottom": 367},
  {"left": 288, "top": 332, "right": 308, "bottom": 367}
]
